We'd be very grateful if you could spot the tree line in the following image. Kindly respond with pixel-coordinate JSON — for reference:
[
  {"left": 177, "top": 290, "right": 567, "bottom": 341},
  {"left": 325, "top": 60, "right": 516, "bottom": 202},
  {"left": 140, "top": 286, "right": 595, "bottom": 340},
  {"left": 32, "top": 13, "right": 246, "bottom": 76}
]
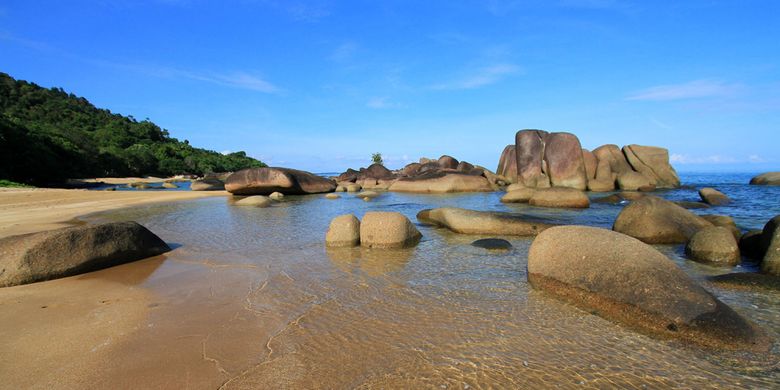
[{"left": 0, "top": 72, "right": 266, "bottom": 185}]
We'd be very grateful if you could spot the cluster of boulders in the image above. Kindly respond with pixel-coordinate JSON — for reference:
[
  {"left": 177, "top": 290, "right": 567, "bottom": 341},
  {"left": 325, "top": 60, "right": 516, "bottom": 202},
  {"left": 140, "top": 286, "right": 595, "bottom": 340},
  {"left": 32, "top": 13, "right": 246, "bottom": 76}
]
[
  {"left": 326, "top": 212, "right": 421, "bottom": 249},
  {"left": 335, "top": 155, "right": 507, "bottom": 194},
  {"left": 497, "top": 129, "right": 680, "bottom": 192},
  {"left": 0, "top": 222, "right": 170, "bottom": 287}
]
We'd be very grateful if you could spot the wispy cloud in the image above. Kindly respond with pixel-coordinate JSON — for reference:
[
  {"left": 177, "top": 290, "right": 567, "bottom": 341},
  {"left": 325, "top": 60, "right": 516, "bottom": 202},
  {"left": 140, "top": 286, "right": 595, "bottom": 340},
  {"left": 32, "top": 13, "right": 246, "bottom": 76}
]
[
  {"left": 670, "top": 153, "right": 769, "bottom": 164},
  {"left": 366, "top": 97, "right": 402, "bottom": 109},
  {"left": 330, "top": 41, "right": 358, "bottom": 62},
  {"left": 431, "top": 63, "right": 520, "bottom": 90},
  {"left": 627, "top": 79, "right": 743, "bottom": 101},
  {"left": 189, "top": 71, "right": 280, "bottom": 93}
]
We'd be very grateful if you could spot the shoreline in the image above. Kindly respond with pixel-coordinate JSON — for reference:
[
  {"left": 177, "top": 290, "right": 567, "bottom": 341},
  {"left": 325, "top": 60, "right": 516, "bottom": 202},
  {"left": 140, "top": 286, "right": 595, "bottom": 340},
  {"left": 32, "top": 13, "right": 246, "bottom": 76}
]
[{"left": 0, "top": 188, "right": 229, "bottom": 239}]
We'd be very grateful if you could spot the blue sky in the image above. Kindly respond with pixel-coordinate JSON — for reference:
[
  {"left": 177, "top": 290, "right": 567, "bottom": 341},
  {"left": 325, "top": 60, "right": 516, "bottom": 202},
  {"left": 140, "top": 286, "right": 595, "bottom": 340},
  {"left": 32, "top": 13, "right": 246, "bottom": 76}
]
[{"left": 1, "top": 0, "right": 778, "bottom": 173}]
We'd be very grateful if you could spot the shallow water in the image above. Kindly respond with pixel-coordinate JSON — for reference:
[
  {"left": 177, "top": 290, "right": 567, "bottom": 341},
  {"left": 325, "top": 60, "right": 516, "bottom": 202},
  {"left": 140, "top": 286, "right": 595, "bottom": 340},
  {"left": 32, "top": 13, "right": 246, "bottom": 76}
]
[{"left": 7, "top": 173, "right": 780, "bottom": 388}]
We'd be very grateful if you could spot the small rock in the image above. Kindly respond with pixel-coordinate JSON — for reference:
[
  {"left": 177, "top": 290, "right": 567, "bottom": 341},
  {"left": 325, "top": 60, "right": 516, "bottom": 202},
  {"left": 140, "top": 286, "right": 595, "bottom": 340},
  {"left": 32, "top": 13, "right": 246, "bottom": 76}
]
[
  {"left": 325, "top": 214, "right": 360, "bottom": 248},
  {"left": 471, "top": 238, "right": 512, "bottom": 251},
  {"left": 234, "top": 195, "right": 272, "bottom": 207},
  {"left": 162, "top": 182, "right": 178, "bottom": 189},
  {"left": 699, "top": 187, "right": 731, "bottom": 205},
  {"left": 325, "top": 193, "right": 340, "bottom": 199},
  {"left": 269, "top": 191, "right": 284, "bottom": 200}
]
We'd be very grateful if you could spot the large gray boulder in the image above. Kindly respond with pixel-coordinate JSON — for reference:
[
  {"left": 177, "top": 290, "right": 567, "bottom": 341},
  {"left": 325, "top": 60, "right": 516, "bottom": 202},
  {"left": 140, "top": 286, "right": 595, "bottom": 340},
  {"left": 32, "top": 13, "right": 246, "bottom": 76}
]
[
  {"left": 543, "top": 132, "right": 588, "bottom": 190},
  {"left": 417, "top": 207, "right": 554, "bottom": 236},
  {"left": 0, "top": 222, "right": 170, "bottom": 287},
  {"left": 360, "top": 212, "right": 421, "bottom": 249},
  {"left": 528, "top": 225, "right": 769, "bottom": 351},
  {"left": 515, "top": 129, "right": 549, "bottom": 188},
  {"left": 750, "top": 172, "right": 780, "bottom": 186},
  {"left": 225, "top": 167, "right": 336, "bottom": 195},
  {"left": 622, "top": 145, "right": 680, "bottom": 188},
  {"left": 685, "top": 226, "right": 741, "bottom": 265},
  {"left": 613, "top": 196, "right": 713, "bottom": 244}
]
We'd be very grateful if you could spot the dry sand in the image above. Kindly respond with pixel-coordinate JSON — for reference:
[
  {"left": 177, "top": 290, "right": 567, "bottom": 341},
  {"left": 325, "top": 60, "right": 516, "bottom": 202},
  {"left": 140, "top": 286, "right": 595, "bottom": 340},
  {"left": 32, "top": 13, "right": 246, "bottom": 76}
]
[{"left": 0, "top": 187, "right": 229, "bottom": 238}]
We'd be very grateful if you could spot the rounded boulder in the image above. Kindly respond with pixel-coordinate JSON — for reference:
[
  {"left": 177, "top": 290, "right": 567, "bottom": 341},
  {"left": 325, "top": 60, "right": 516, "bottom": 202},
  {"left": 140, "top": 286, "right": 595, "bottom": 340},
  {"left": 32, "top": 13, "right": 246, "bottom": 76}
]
[
  {"left": 685, "top": 226, "right": 741, "bottom": 265},
  {"left": 325, "top": 214, "right": 361, "bottom": 248},
  {"left": 360, "top": 212, "right": 421, "bottom": 249},
  {"left": 528, "top": 188, "right": 590, "bottom": 208}
]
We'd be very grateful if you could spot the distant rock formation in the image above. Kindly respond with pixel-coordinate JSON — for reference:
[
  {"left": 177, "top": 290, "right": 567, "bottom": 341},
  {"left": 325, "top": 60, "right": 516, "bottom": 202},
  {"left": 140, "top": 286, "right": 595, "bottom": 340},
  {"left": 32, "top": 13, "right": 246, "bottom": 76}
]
[
  {"left": 335, "top": 155, "right": 509, "bottom": 194},
  {"left": 225, "top": 167, "right": 336, "bottom": 195},
  {"left": 498, "top": 130, "right": 680, "bottom": 191}
]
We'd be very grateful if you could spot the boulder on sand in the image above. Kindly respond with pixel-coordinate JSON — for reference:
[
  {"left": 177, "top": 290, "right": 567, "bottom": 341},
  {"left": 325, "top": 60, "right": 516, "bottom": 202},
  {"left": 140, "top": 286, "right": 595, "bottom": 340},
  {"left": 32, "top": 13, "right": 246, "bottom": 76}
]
[
  {"left": 0, "top": 222, "right": 170, "bottom": 287},
  {"left": 613, "top": 196, "right": 713, "bottom": 244},
  {"left": 360, "top": 212, "right": 421, "bottom": 249},
  {"left": 699, "top": 188, "right": 731, "bottom": 206},
  {"left": 190, "top": 178, "right": 225, "bottom": 191},
  {"left": 749, "top": 172, "right": 780, "bottom": 186},
  {"left": 225, "top": 167, "right": 336, "bottom": 195},
  {"left": 622, "top": 145, "right": 680, "bottom": 188},
  {"left": 388, "top": 172, "right": 493, "bottom": 193},
  {"left": 325, "top": 214, "right": 360, "bottom": 248},
  {"left": 417, "top": 207, "right": 555, "bottom": 236},
  {"left": 528, "top": 225, "right": 769, "bottom": 351},
  {"left": 685, "top": 226, "right": 741, "bottom": 265},
  {"left": 529, "top": 188, "right": 590, "bottom": 209}
]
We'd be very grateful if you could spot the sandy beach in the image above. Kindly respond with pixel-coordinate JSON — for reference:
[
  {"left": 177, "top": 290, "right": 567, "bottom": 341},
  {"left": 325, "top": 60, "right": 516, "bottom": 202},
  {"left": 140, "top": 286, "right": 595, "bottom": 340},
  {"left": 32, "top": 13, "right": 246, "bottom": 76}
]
[{"left": 0, "top": 188, "right": 229, "bottom": 238}]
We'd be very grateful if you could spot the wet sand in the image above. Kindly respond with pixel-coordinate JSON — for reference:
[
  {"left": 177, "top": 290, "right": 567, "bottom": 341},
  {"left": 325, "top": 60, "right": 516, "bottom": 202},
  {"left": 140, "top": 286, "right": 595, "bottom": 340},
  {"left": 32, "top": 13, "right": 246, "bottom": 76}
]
[{"left": 0, "top": 188, "right": 229, "bottom": 238}]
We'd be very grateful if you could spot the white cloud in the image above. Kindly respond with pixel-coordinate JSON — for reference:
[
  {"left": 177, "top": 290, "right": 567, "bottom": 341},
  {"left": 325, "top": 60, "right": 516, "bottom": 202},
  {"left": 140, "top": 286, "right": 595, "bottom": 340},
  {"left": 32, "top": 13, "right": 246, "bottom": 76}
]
[
  {"left": 431, "top": 63, "right": 520, "bottom": 90},
  {"left": 627, "top": 79, "right": 742, "bottom": 101},
  {"left": 366, "top": 97, "right": 402, "bottom": 109},
  {"left": 670, "top": 154, "right": 769, "bottom": 164}
]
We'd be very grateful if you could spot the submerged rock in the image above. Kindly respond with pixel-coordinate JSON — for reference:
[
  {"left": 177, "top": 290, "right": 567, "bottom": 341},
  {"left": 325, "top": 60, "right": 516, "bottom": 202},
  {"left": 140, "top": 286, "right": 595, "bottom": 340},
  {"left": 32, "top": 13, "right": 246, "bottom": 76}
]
[
  {"left": 675, "top": 201, "right": 711, "bottom": 210},
  {"left": 528, "top": 188, "right": 590, "bottom": 209},
  {"left": 471, "top": 238, "right": 512, "bottom": 251},
  {"left": 326, "top": 214, "right": 360, "bottom": 248},
  {"left": 417, "top": 207, "right": 554, "bottom": 236},
  {"left": 613, "top": 196, "right": 712, "bottom": 244},
  {"left": 360, "top": 212, "right": 421, "bottom": 249},
  {"left": 709, "top": 272, "right": 780, "bottom": 292},
  {"left": 685, "top": 226, "right": 741, "bottom": 265},
  {"left": 699, "top": 188, "right": 731, "bottom": 206},
  {"left": 528, "top": 225, "right": 769, "bottom": 351},
  {"left": 749, "top": 172, "right": 780, "bottom": 186},
  {"left": 225, "top": 167, "right": 336, "bottom": 195},
  {"left": 0, "top": 222, "right": 170, "bottom": 287}
]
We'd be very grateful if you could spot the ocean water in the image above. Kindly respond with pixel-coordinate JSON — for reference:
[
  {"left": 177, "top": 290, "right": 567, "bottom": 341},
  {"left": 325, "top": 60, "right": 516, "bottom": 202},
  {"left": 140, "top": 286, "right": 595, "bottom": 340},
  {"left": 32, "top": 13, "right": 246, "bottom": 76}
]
[{"left": 25, "top": 173, "right": 780, "bottom": 387}]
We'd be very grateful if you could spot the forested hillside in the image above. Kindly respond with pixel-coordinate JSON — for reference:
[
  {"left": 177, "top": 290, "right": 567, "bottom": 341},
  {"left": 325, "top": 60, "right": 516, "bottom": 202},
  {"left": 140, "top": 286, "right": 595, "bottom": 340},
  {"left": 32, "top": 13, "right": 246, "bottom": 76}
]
[{"left": 0, "top": 72, "right": 265, "bottom": 185}]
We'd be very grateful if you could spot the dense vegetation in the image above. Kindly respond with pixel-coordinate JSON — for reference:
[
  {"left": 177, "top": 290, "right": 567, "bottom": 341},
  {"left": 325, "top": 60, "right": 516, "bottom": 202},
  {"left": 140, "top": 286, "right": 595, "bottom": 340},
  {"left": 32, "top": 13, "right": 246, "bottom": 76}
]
[{"left": 0, "top": 72, "right": 265, "bottom": 185}]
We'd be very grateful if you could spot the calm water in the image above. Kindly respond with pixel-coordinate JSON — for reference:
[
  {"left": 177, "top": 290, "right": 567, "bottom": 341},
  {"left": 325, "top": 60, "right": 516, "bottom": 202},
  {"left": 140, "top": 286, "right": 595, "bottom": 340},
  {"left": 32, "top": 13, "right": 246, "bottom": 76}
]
[{"left": 68, "top": 172, "right": 780, "bottom": 387}]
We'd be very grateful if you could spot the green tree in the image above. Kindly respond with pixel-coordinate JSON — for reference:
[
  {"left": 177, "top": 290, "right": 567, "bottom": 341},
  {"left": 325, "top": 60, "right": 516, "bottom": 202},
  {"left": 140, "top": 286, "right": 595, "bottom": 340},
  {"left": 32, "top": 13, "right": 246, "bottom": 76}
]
[{"left": 371, "top": 152, "right": 383, "bottom": 165}]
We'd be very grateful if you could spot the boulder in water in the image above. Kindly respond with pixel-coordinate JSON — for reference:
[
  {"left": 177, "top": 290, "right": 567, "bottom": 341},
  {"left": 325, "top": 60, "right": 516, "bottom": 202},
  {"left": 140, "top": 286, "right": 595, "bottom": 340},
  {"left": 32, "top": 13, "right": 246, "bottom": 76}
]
[
  {"left": 501, "top": 188, "right": 535, "bottom": 203},
  {"left": 325, "top": 214, "right": 360, "bottom": 247},
  {"left": 749, "top": 172, "right": 780, "bottom": 186},
  {"left": 622, "top": 145, "right": 680, "bottom": 188},
  {"left": 528, "top": 225, "right": 769, "bottom": 351},
  {"left": 699, "top": 188, "right": 731, "bottom": 206},
  {"left": 388, "top": 172, "right": 493, "bottom": 193},
  {"left": 190, "top": 178, "right": 225, "bottom": 191},
  {"left": 225, "top": 167, "right": 336, "bottom": 195},
  {"left": 417, "top": 207, "right": 554, "bottom": 236},
  {"left": 529, "top": 188, "right": 590, "bottom": 208},
  {"left": 234, "top": 195, "right": 272, "bottom": 207},
  {"left": 685, "top": 226, "right": 741, "bottom": 265},
  {"left": 613, "top": 196, "right": 712, "bottom": 244},
  {"left": 360, "top": 212, "right": 421, "bottom": 249}
]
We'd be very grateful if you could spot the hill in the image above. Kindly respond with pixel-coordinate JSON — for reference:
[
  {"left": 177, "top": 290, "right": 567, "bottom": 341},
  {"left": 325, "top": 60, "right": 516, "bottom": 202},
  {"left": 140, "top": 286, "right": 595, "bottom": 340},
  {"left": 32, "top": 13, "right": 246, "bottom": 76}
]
[{"left": 0, "top": 72, "right": 265, "bottom": 185}]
